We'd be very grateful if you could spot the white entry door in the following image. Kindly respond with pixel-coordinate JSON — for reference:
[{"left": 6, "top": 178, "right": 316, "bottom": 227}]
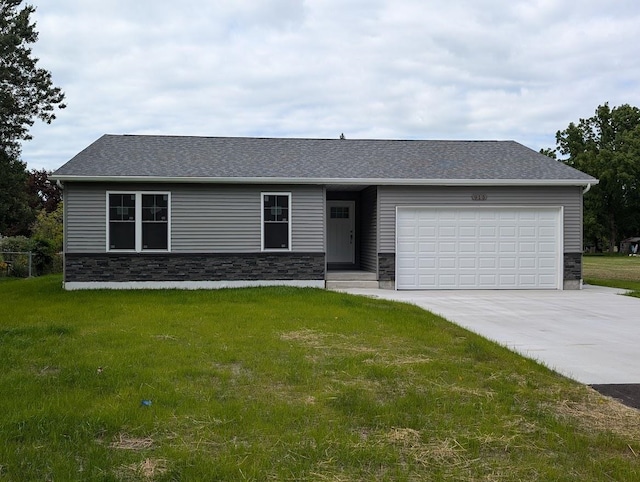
[
  {"left": 396, "top": 207, "right": 562, "bottom": 290},
  {"left": 327, "top": 201, "right": 355, "bottom": 263}
]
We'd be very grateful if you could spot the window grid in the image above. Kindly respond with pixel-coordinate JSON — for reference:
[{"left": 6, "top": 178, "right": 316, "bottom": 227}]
[
  {"left": 330, "top": 206, "right": 350, "bottom": 219},
  {"left": 262, "top": 193, "right": 291, "bottom": 251},
  {"left": 107, "top": 192, "right": 170, "bottom": 252}
]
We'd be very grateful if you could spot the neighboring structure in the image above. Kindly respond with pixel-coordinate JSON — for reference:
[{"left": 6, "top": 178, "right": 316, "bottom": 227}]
[
  {"left": 621, "top": 237, "right": 640, "bottom": 255},
  {"left": 51, "top": 135, "right": 597, "bottom": 290}
]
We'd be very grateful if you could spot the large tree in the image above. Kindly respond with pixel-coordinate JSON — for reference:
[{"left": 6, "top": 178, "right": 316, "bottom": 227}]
[
  {"left": 555, "top": 103, "right": 640, "bottom": 251},
  {"left": 0, "top": 149, "right": 31, "bottom": 235},
  {"left": 27, "top": 168, "right": 61, "bottom": 213},
  {"left": 0, "top": 0, "right": 65, "bottom": 236}
]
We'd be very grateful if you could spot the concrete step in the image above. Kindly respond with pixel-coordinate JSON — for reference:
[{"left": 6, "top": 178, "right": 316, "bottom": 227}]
[
  {"left": 325, "top": 271, "right": 377, "bottom": 281},
  {"left": 326, "top": 280, "right": 380, "bottom": 289}
]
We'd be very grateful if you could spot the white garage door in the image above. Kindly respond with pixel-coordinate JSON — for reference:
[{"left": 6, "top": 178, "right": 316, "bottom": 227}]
[{"left": 396, "top": 207, "right": 562, "bottom": 290}]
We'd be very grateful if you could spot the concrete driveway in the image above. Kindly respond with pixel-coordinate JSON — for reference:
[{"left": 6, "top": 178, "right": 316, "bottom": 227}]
[{"left": 340, "top": 285, "right": 640, "bottom": 385}]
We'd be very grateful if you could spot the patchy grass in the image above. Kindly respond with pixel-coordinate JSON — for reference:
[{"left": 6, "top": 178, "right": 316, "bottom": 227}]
[
  {"left": 584, "top": 255, "right": 640, "bottom": 296},
  {"left": 1, "top": 275, "right": 639, "bottom": 480}
]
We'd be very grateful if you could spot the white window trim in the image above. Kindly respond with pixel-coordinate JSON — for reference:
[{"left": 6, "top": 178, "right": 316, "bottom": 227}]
[
  {"left": 261, "top": 192, "right": 292, "bottom": 251},
  {"left": 106, "top": 191, "right": 171, "bottom": 253}
]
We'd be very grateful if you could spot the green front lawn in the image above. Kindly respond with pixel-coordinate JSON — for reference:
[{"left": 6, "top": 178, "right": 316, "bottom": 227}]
[{"left": 1, "top": 276, "right": 638, "bottom": 480}]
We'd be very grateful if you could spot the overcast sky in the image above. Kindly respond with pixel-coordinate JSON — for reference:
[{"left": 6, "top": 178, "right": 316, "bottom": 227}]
[{"left": 20, "top": 0, "right": 640, "bottom": 171}]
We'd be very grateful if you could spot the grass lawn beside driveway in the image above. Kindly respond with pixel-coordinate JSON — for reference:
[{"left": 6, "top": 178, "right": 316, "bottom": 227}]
[
  {"left": 1, "top": 276, "right": 639, "bottom": 480},
  {"left": 583, "top": 255, "right": 640, "bottom": 295}
]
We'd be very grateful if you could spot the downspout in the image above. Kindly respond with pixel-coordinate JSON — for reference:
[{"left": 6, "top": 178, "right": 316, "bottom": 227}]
[
  {"left": 56, "top": 180, "right": 65, "bottom": 289},
  {"left": 580, "top": 182, "right": 592, "bottom": 290}
]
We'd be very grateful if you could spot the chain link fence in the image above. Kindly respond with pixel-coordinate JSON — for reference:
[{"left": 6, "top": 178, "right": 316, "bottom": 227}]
[{"left": 0, "top": 251, "right": 33, "bottom": 278}]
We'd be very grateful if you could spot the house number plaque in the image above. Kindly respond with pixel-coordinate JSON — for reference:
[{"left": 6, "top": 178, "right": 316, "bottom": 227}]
[{"left": 471, "top": 193, "right": 487, "bottom": 201}]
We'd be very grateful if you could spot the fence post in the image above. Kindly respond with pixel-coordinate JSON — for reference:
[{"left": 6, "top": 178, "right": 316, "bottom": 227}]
[{"left": 28, "top": 252, "right": 32, "bottom": 278}]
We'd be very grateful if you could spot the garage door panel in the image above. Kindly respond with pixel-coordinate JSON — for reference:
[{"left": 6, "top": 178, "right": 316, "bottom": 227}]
[
  {"left": 419, "top": 226, "right": 436, "bottom": 237},
  {"left": 478, "top": 274, "right": 497, "bottom": 285},
  {"left": 417, "top": 278, "right": 436, "bottom": 289},
  {"left": 538, "top": 274, "right": 557, "bottom": 285},
  {"left": 459, "top": 226, "right": 476, "bottom": 237},
  {"left": 397, "top": 257, "right": 417, "bottom": 269},
  {"left": 418, "top": 257, "right": 436, "bottom": 268},
  {"left": 517, "top": 275, "right": 537, "bottom": 286},
  {"left": 437, "top": 275, "right": 457, "bottom": 287},
  {"left": 519, "top": 242, "right": 537, "bottom": 253},
  {"left": 479, "top": 242, "right": 498, "bottom": 253},
  {"left": 459, "top": 275, "right": 478, "bottom": 287},
  {"left": 519, "top": 258, "right": 536, "bottom": 269},
  {"left": 397, "top": 207, "right": 560, "bottom": 290},
  {"left": 499, "top": 257, "right": 516, "bottom": 269},
  {"left": 539, "top": 243, "right": 556, "bottom": 253},
  {"left": 479, "top": 226, "right": 497, "bottom": 237},
  {"left": 519, "top": 226, "right": 536, "bottom": 237},
  {"left": 438, "top": 242, "right": 456, "bottom": 253},
  {"left": 538, "top": 211, "right": 558, "bottom": 220},
  {"left": 458, "top": 242, "right": 476, "bottom": 253},
  {"left": 438, "top": 226, "right": 456, "bottom": 237},
  {"left": 539, "top": 226, "right": 556, "bottom": 237},
  {"left": 478, "top": 257, "right": 497, "bottom": 269},
  {"left": 539, "top": 257, "right": 556, "bottom": 268},
  {"left": 418, "top": 242, "right": 436, "bottom": 253},
  {"left": 517, "top": 211, "right": 536, "bottom": 220},
  {"left": 499, "top": 274, "right": 517, "bottom": 286},
  {"left": 500, "top": 226, "right": 517, "bottom": 237},
  {"left": 459, "top": 257, "right": 477, "bottom": 269},
  {"left": 499, "top": 242, "right": 516, "bottom": 252},
  {"left": 397, "top": 241, "right": 416, "bottom": 255},
  {"left": 438, "top": 257, "right": 456, "bottom": 269},
  {"left": 479, "top": 211, "right": 498, "bottom": 220}
]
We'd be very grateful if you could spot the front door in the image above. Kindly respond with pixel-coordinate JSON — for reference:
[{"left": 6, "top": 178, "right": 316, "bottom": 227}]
[{"left": 327, "top": 201, "right": 355, "bottom": 264}]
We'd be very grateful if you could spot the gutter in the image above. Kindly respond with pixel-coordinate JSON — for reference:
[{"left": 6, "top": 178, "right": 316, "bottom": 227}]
[{"left": 48, "top": 175, "right": 599, "bottom": 188}]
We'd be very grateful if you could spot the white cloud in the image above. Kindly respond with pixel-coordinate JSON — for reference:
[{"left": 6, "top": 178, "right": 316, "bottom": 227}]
[{"left": 19, "top": 0, "right": 640, "bottom": 170}]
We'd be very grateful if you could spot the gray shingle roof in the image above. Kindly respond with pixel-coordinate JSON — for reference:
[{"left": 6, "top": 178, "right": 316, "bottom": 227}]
[{"left": 52, "top": 134, "right": 596, "bottom": 185}]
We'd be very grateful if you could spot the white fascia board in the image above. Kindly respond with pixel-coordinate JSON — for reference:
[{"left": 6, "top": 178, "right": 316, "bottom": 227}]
[{"left": 50, "top": 175, "right": 599, "bottom": 187}]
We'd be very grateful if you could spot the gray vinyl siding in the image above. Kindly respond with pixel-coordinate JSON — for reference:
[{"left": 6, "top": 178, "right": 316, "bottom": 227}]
[
  {"left": 378, "top": 186, "right": 583, "bottom": 253},
  {"left": 291, "top": 186, "right": 325, "bottom": 252},
  {"left": 65, "top": 183, "right": 324, "bottom": 253},
  {"left": 174, "top": 184, "right": 324, "bottom": 252},
  {"left": 171, "top": 185, "right": 259, "bottom": 252},
  {"left": 360, "top": 186, "right": 378, "bottom": 273},
  {"left": 65, "top": 184, "right": 107, "bottom": 252}
]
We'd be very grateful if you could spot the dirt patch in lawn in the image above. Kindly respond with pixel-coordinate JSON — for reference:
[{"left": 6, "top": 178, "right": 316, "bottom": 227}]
[
  {"left": 117, "top": 458, "right": 168, "bottom": 480},
  {"left": 110, "top": 433, "right": 155, "bottom": 451},
  {"left": 550, "top": 387, "right": 640, "bottom": 440}
]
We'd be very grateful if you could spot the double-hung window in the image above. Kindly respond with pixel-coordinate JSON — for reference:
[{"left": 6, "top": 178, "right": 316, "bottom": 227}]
[
  {"left": 262, "top": 193, "right": 291, "bottom": 250},
  {"left": 108, "top": 192, "right": 170, "bottom": 251}
]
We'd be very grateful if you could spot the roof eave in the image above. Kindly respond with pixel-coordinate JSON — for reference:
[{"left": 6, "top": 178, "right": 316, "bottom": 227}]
[{"left": 49, "top": 175, "right": 598, "bottom": 187}]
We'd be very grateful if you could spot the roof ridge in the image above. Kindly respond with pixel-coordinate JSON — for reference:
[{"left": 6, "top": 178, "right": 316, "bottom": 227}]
[{"left": 110, "top": 134, "right": 509, "bottom": 143}]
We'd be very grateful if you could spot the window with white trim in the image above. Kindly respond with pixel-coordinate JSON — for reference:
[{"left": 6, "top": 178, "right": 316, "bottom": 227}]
[
  {"left": 108, "top": 192, "right": 170, "bottom": 251},
  {"left": 262, "top": 193, "right": 291, "bottom": 250}
]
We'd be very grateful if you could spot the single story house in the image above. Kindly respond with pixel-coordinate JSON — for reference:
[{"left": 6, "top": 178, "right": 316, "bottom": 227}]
[{"left": 51, "top": 135, "right": 597, "bottom": 291}]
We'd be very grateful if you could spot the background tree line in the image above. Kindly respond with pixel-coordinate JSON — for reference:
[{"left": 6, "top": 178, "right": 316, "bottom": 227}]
[
  {"left": 0, "top": 0, "right": 65, "bottom": 274},
  {"left": 543, "top": 103, "right": 640, "bottom": 253}
]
